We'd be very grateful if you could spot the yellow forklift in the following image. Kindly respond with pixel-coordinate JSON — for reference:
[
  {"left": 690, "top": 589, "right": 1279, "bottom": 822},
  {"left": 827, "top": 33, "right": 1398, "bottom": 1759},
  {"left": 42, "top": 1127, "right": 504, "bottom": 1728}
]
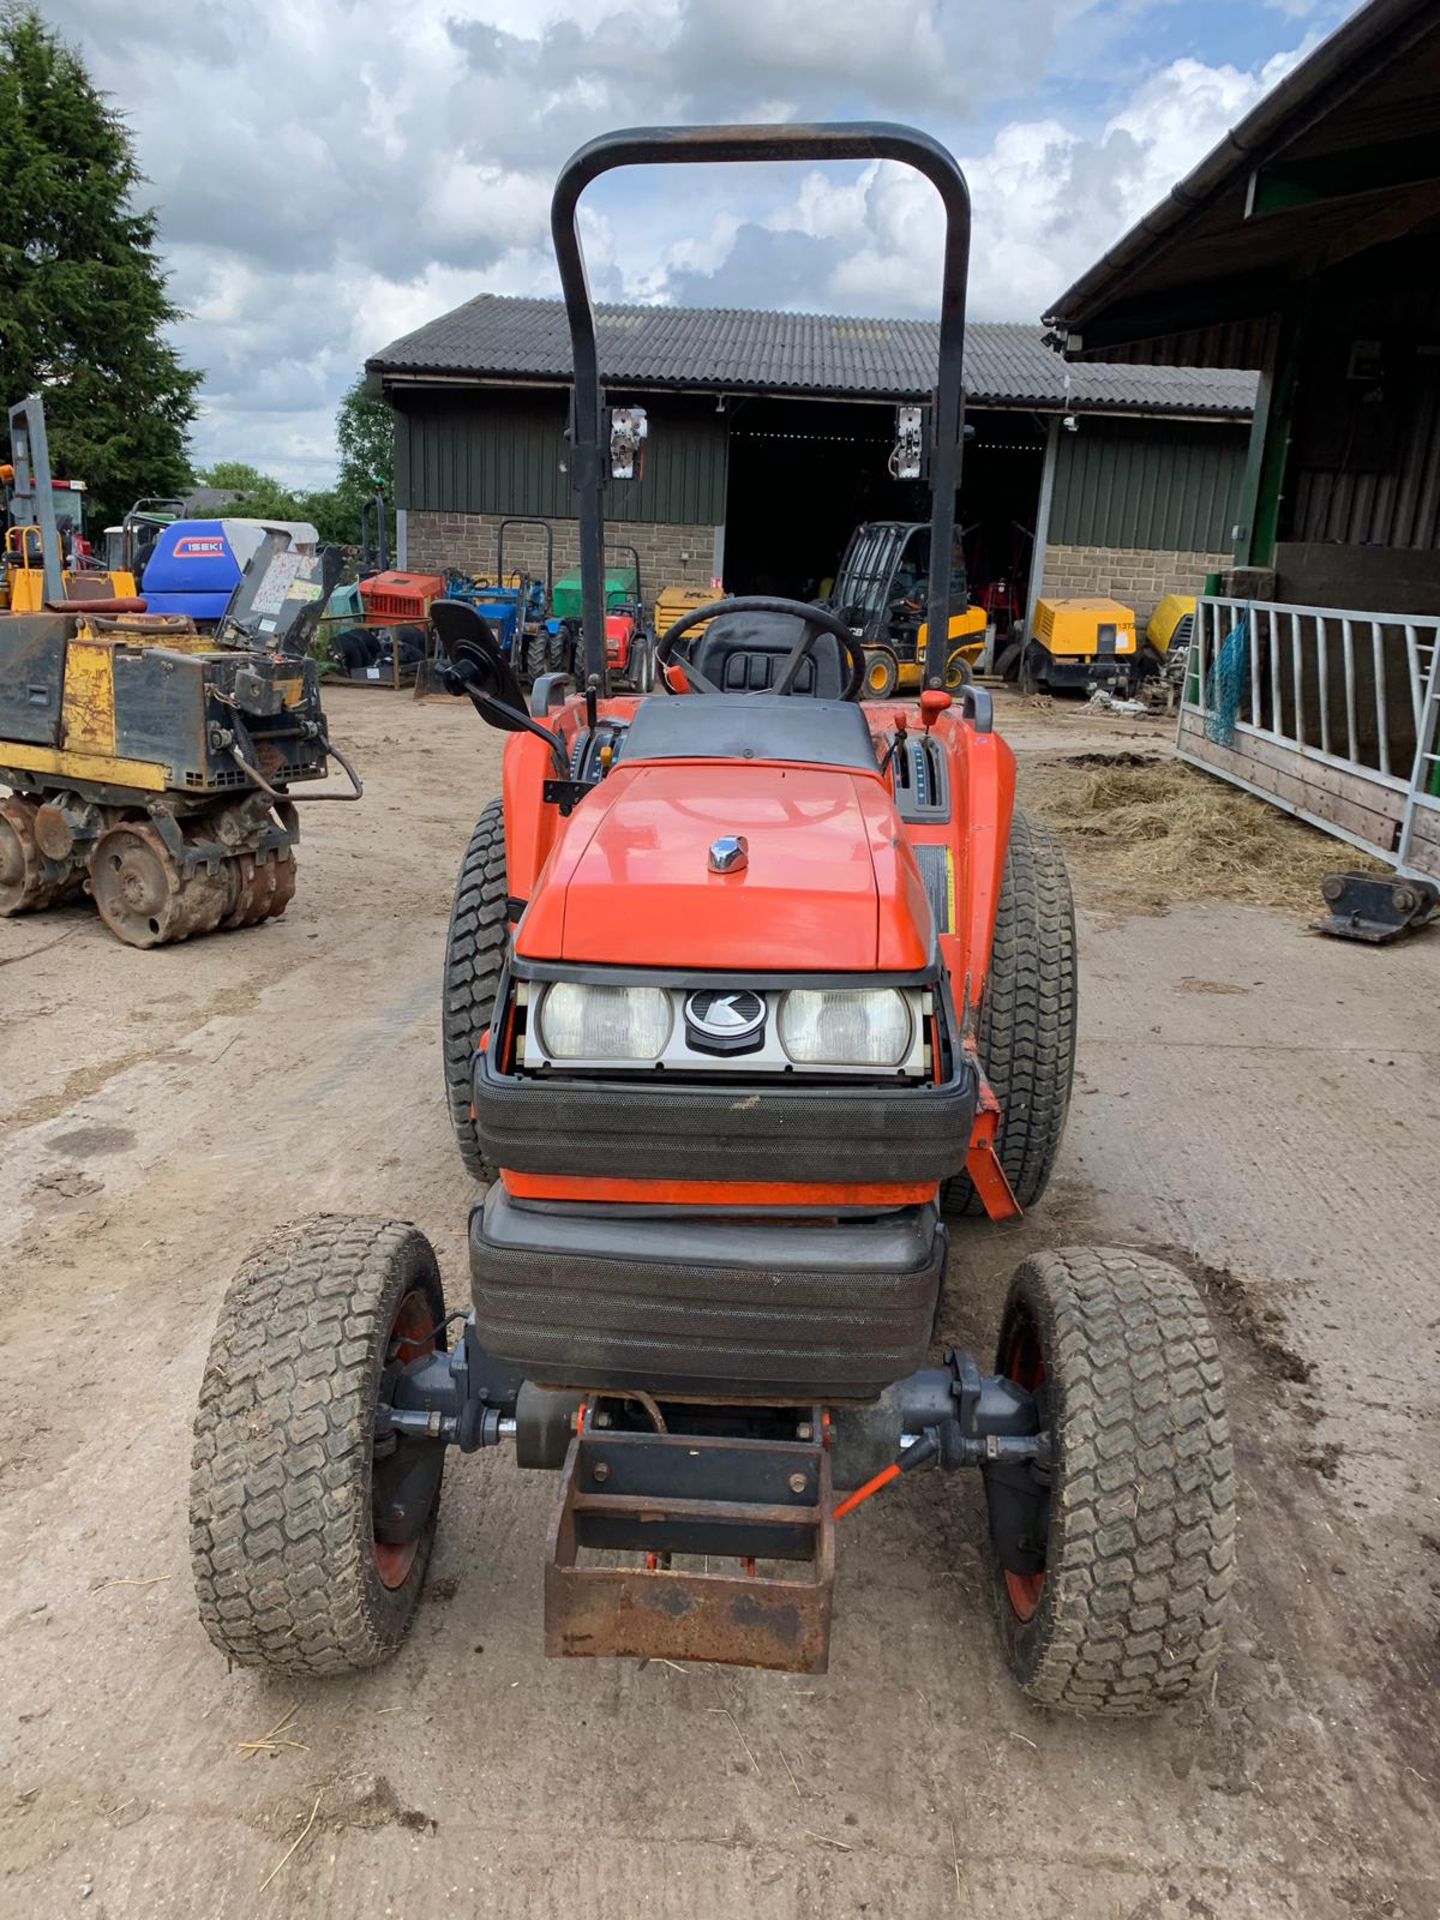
[
  {"left": 1, "top": 397, "right": 360, "bottom": 947},
  {"left": 830, "top": 519, "right": 987, "bottom": 699}
]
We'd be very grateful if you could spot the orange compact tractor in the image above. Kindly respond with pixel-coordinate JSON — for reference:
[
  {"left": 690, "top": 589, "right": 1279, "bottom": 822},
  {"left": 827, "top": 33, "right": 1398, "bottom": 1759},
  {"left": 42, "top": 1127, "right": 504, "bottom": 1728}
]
[{"left": 191, "top": 125, "right": 1234, "bottom": 1712}]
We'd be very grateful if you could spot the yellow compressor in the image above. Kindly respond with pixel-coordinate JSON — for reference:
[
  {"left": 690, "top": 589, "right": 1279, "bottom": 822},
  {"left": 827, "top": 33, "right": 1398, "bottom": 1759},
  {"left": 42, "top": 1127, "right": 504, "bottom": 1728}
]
[{"left": 1021, "top": 596, "right": 1139, "bottom": 694}]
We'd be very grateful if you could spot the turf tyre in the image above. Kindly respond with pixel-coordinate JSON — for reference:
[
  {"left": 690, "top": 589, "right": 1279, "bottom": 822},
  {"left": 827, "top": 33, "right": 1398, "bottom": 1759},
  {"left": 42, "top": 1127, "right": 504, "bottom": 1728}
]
[
  {"left": 522, "top": 633, "right": 549, "bottom": 684},
  {"left": 943, "top": 807, "right": 1075, "bottom": 1215},
  {"left": 545, "top": 626, "right": 572, "bottom": 675},
  {"left": 190, "top": 1216, "right": 447, "bottom": 1677},
  {"left": 986, "top": 1247, "right": 1235, "bottom": 1715},
  {"left": 442, "top": 799, "right": 508, "bottom": 1179}
]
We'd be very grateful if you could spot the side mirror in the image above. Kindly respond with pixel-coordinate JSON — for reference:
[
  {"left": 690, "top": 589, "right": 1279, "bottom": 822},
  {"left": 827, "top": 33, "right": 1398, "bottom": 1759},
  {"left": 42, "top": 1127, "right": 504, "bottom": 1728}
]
[
  {"left": 430, "top": 598, "right": 569, "bottom": 775},
  {"left": 430, "top": 598, "right": 528, "bottom": 723}
]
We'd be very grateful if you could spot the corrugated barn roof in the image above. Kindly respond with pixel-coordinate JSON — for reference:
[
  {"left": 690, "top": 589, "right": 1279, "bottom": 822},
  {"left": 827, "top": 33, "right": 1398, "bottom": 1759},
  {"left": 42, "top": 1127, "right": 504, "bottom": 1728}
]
[{"left": 370, "top": 296, "right": 1256, "bottom": 418}]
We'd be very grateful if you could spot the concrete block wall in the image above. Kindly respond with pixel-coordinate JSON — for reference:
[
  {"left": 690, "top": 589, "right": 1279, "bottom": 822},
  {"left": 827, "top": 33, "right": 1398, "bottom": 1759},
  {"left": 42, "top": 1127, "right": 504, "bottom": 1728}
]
[
  {"left": 405, "top": 512, "right": 720, "bottom": 616},
  {"left": 1041, "top": 544, "right": 1232, "bottom": 624}
]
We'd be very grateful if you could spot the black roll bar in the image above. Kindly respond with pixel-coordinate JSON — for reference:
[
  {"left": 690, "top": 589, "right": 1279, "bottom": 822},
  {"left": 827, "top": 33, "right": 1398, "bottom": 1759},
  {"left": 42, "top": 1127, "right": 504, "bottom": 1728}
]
[
  {"left": 497, "top": 517, "right": 555, "bottom": 599},
  {"left": 606, "top": 541, "right": 644, "bottom": 620},
  {"left": 550, "top": 123, "right": 971, "bottom": 696}
]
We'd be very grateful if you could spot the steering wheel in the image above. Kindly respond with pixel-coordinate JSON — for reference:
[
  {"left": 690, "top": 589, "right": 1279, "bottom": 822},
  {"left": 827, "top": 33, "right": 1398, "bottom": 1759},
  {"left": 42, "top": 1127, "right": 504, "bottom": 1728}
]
[{"left": 653, "top": 595, "right": 867, "bottom": 701}]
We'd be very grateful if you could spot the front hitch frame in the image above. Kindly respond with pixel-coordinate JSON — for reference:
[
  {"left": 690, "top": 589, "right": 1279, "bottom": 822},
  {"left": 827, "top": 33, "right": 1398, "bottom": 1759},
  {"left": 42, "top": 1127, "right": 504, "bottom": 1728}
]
[{"left": 380, "top": 1317, "right": 1052, "bottom": 1661}]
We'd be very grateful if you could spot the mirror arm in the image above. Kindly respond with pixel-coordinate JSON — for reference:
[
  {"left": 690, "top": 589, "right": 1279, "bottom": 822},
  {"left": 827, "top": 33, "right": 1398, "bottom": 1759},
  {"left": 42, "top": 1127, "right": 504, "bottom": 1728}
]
[{"left": 468, "top": 689, "right": 571, "bottom": 776}]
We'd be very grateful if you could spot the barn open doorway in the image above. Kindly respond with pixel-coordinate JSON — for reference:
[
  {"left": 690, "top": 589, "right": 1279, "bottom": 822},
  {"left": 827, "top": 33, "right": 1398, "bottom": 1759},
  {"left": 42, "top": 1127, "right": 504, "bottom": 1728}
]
[
  {"left": 721, "top": 398, "right": 908, "bottom": 597},
  {"left": 721, "top": 397, "right": 1047, "bottom": 619}
]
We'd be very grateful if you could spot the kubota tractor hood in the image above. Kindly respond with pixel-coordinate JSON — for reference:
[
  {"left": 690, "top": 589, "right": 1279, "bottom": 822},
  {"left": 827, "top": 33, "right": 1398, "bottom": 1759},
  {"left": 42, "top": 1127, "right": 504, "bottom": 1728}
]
[{"left": 515, "top": 760, "right": 933, "bottom": 971}]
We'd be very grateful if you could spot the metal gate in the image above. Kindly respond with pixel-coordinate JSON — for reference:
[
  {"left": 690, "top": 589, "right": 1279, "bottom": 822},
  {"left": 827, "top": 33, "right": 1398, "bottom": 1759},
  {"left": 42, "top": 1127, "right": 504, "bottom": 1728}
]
[{"left": 1178, "top": 595, "right": 1440, "bottom": 880}]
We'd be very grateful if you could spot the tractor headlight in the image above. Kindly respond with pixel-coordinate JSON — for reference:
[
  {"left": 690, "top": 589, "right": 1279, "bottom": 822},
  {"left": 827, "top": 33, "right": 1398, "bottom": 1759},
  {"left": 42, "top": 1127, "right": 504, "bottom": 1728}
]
[
  {"left": 777, "top": 989, "right": 912, "bottom": 1068},
  {"left": 538, "top": 983, "right": 672, "bottom": 1061}
]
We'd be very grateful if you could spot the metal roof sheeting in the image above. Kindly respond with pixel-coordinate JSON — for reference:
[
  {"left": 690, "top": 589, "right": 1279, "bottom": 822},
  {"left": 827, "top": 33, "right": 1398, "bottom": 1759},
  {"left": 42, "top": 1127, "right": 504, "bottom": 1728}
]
[
  {"left": 1045, "top": 0, "right": 1440, "bottom": 358},
  {"left": 369, "top": 296, "right": 1256, "bottom": 418}
]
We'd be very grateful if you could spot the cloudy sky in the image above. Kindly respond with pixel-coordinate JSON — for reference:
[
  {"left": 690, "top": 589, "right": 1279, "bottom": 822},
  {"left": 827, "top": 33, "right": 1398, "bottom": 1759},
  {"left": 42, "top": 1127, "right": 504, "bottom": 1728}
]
[{"left": 48, "top": 0, "right": 1356, "bottom": 485}]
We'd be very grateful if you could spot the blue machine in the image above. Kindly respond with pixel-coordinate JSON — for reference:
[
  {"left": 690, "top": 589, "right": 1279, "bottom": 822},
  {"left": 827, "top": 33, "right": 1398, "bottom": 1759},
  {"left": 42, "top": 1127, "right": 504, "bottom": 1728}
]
[
  {"left": 142, "top": 518, "right": 319, "bottom": 623},
  {"left": 442, "top": 571, "right": 545, "bottom": 664}
]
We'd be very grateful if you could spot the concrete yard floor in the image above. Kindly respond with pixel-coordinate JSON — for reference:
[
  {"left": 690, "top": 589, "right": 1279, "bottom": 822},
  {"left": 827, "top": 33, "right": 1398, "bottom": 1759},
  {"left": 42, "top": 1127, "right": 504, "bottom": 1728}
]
[{"left": 1, "top": 685, "right": 1437, "bottom": 1919}]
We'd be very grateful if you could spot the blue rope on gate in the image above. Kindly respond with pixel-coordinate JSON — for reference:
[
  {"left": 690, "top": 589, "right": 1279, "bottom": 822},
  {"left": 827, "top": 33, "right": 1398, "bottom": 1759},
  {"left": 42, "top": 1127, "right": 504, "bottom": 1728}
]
[{"left": 1205, "top": 615, "right": 1249, "bottom": 748}]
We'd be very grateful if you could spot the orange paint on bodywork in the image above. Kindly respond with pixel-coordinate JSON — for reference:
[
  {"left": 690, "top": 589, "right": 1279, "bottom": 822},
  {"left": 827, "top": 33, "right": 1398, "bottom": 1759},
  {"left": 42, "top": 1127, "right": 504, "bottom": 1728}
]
[
  {"left": 502, "top": 1171, "right": 936, "bottom": 1207},
  {"left": 502, "top": 695, "right": 644, "bottom": 904},
  {"left": 963, "top": 1062, "right": 1022, "bottom": 1221},
  {"left": 857, "top": 701, "right": 1015, "bottom": 1013},
  {"left": 499, "top": 691, "right": 1013, "bottom": 1029},
  {"left": 514, "top": 758, "right": 931, "bottom": 971}
]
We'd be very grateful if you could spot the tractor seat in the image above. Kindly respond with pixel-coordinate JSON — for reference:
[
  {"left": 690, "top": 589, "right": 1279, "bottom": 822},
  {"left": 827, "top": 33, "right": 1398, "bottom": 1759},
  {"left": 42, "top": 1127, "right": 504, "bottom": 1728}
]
[
  {"left": 621, "top": 692, "right": 877, "bottom": 771},
  {"left": 688, "top": 608, "right": 849, "bottom": 699}
]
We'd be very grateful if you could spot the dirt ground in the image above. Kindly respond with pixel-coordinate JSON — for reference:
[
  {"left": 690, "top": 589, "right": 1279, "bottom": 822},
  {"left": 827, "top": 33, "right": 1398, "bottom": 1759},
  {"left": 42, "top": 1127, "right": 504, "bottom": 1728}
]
[{"left": 2, "top": 684, "right": 1438, "bottom": 1919}]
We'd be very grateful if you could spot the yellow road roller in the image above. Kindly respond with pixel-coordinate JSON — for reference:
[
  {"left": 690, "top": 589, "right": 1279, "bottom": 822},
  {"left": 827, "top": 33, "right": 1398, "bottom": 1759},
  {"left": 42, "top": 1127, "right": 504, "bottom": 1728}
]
[{"left": 0, "top": 533, "right": 360, "bottom": 947}]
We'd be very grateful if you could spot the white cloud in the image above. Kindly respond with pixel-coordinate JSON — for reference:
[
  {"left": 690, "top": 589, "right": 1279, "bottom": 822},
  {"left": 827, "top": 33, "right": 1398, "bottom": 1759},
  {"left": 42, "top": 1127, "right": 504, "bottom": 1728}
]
[
  {"left": 38, "top": 0, "right": 1311, "bottom": 482},
  {"left": 662, "top": 44, "right": 1315, "bottom": 321}
]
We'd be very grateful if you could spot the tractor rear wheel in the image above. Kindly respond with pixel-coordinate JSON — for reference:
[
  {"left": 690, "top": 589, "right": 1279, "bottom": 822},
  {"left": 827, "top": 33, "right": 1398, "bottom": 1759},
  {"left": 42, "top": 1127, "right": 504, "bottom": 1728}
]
[
  {"left": 994, "top": 639, "right": 1023, "bottom": 682},
  {"left": 545, "top": 627, "right": 571, "bottom": 675},
  {"left": 984, "top": 1247, "right": 1235, "bottom": 1714},
  {"left": 522, "top": 633, "right": 549, "bottom": 684},
  {"left": 442, "top": 798, "right": 508, "bottom": 1179},
  {"left": 190, "top": 1216, "right": 447, "bottom": 1676},
  {"left": 942, "top": 808, "right": 1075, "bottom": 1216}
]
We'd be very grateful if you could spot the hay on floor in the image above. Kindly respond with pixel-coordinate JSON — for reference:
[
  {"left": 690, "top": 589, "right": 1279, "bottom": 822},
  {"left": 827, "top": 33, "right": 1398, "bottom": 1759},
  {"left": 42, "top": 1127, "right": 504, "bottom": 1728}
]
[{"left": 1020, "top": 753, "right": 1388, "bottom": 915}]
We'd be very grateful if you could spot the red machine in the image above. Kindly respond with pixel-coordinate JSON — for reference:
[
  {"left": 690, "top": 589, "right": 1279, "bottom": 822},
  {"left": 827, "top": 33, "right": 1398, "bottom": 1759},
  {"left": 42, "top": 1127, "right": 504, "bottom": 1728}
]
[
  {"left": 190, "top": 123, "right": 1234, "bottom": 1710},
  {"left": 357, "top": 569, "right": 445, "bottom": 621},
  {"left": 601, "top": 542, "right": 654, "bottom": 691}
]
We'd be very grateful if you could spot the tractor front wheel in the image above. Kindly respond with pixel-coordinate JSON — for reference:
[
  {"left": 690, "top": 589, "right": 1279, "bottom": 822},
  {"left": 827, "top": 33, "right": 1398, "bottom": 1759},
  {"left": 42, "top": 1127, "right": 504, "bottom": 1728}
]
[
  {"left": 943, "top": 647, "right": 974, "bottom": 692},
  {"left": 984, "top": 1247, "right": 1235, "bottom": 1714},
  {"left": 863, "top": 647, "right": 900, "bottom": 700},
  {"left": 190, "top": 1217, "right": 448, "bottom": 1676},
  {"left": 442, "top": 799, "right": 508, "bottom": 1179},
  {"left": 943, "top": 808, "right": 1075, "bottom": 1215}
]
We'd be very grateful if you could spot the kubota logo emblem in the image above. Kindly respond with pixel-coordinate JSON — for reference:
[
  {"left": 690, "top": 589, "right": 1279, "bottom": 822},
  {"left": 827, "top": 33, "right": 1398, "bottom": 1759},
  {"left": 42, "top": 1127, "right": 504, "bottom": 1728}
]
[{"left": 684, "top": 989, "right": 766, "bottom": 1044}]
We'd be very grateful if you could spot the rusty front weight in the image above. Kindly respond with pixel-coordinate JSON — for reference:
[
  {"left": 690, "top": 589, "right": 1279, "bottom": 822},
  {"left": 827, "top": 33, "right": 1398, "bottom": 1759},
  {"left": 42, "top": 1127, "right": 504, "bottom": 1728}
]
[{"left": 544, "top": 1419, "right": 835, "bottom": 1673}]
